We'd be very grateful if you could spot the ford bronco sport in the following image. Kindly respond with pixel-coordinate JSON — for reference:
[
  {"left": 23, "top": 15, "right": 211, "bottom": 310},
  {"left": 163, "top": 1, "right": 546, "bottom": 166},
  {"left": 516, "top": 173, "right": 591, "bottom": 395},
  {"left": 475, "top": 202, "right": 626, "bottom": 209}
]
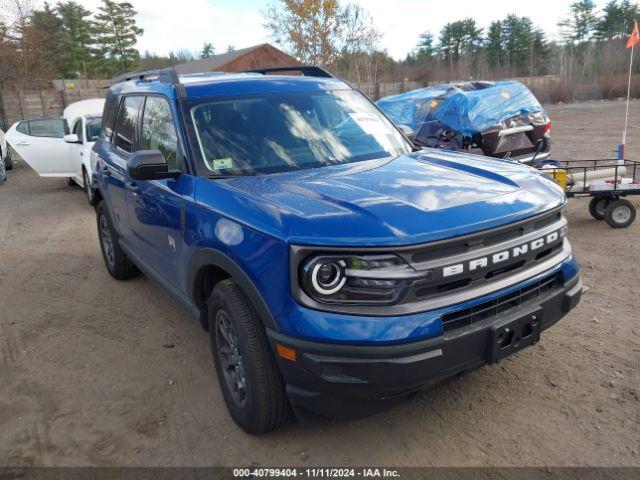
[{"left": 92, "top": 67, "right": 582, "bottom": 434}]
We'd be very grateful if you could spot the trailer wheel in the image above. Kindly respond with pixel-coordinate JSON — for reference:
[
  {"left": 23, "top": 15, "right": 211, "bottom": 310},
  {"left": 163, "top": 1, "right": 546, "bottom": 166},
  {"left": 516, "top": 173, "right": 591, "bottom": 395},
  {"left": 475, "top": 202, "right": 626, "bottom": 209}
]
[
  {"left": 588, "top": 197, "right": 609, "bottom": 220},
  {"left": 604, "top": 199, "right": 636, "bottom": 228}
]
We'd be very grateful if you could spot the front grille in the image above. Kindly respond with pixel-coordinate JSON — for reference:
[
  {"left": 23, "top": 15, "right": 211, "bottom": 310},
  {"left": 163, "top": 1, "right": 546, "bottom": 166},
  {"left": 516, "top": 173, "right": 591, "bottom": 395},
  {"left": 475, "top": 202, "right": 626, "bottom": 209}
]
[
  {"left": 411, "top": 241, "right": 563, "bottom": 301},
  {"left": 408, "top": 208, "right": 562, "bottom": 264},
  {"left": 441, "top": 273, "right": 561, "bottom": 331}
]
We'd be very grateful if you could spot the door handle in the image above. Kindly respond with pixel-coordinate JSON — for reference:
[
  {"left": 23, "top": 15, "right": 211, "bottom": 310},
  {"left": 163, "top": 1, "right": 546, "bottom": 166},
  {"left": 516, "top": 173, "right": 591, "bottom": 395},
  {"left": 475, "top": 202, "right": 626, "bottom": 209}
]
[
  {"left": 125, "top": 181, "right": 139, "bottom": 193},
  {"left": 16, "top": 142, "right": 29, "bottom": 147}
]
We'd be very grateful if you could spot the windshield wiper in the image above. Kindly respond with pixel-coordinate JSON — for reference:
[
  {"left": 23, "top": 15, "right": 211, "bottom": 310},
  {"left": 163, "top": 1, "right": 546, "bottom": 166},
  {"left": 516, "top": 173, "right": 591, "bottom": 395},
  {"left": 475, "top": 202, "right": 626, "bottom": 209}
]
[{"left": 207, "top": 173, "right": 246, "bottom": 179}]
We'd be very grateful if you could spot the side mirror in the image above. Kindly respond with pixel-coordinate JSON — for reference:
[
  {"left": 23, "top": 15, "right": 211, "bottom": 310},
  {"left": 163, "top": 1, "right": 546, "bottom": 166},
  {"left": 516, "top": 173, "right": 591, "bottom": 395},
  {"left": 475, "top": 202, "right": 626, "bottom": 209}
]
[
  {"left": 63, "top": 133, "right": 81, "bottom": 144},
  {"left": 127, "top": 150, "right": 180, "bottom": 181},
  {"left": 397, "top": 124, "right": 415, "bottom": 142}
]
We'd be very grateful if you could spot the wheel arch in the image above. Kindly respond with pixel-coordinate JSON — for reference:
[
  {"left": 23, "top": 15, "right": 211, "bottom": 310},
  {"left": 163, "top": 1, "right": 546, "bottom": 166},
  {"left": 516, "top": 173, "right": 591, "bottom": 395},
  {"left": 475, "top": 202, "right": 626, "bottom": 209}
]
[{"left": 187, "top": 248, "right": 279, "bottom": 333}]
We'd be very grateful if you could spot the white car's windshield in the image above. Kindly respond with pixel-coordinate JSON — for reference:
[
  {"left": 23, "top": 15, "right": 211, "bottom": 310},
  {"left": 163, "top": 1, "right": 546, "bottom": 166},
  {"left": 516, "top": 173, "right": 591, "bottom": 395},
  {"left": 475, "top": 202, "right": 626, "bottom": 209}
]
[{"left": 189, "top": 89, "right": 411, "bottom": 176}]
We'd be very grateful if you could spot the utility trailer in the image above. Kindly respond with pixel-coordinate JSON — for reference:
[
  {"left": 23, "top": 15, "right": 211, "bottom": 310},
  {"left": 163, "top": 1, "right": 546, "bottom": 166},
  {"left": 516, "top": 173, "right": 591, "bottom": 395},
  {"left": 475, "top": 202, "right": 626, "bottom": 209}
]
[{"left": 541, "top": 159, "right": 640, "bottom": 228}]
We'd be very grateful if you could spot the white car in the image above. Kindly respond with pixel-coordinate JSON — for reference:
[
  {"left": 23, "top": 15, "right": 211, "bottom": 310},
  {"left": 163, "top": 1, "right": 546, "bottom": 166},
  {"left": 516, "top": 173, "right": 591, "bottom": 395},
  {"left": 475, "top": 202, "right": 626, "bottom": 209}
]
[{"left": 5, "top": 98, "right": 105, "bottom": 204}]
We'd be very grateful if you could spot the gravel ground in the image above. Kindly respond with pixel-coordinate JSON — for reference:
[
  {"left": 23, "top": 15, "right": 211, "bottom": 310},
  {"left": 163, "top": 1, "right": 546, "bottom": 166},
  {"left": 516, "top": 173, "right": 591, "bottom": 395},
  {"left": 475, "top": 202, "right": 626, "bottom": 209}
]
[{"left": 0, "top": 100, "right": 638, "bottom": 467}]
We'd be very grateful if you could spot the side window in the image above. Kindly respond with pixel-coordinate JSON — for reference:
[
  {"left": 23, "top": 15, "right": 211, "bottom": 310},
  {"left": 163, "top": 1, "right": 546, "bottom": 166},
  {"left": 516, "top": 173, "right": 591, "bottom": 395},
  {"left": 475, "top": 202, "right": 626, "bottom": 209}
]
[
  {"left": 101, "top": 94, "right": 119, "bottom": 140},
  {"left": 17, "top": 119, "right": 67, "bottom": 138},
  {"left": 140, "top": 96, "right": 183, "bottom": 171},
  {"left": 72, "top": 120, "right": 84, "bottom": 142},
  {"left": 17, "top": 122, "right": 29, "bottom": 134},
  {"left": 114, "top": 96, "right": 143, "bottom": 154},
  {"left": 86, "top": 118, "right": 101, "bottom": 142}
]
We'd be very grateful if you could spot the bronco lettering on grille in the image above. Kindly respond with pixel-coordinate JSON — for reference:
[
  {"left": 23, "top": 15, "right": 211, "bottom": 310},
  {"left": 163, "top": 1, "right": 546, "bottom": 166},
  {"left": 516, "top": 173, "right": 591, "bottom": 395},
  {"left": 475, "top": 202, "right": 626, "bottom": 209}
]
[{"left": 442, "top": 229, "right": 564, "bottom": 278}]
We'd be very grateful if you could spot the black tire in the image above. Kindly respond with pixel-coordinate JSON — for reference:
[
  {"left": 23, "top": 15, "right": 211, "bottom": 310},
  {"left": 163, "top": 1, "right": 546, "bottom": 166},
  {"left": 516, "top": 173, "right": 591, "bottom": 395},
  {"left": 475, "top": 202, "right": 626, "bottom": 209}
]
[
  {"left": 4, "top": 150, "right": 12, "bottom": 170},
  {"left": 604, "top": 199, "right": 636, "bottom": 228},
  {"left": 208, "top": 279, "right": 288, "bottom": 434},
  {"left": 83, "top": 168, "right": 97, "bottom": 206},
  {"left": 588, "top": 197, "right": 609, "bottom": 220},
  {"left": 96, "top": 201, "right": 139, "bottom": 279}
]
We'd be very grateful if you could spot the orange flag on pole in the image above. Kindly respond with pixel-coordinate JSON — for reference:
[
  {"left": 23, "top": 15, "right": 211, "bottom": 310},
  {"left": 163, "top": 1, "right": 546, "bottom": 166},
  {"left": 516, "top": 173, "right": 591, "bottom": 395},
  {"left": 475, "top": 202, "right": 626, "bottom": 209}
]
[{"left": 627, "top": 20, "right": 640, "bottom": 48}]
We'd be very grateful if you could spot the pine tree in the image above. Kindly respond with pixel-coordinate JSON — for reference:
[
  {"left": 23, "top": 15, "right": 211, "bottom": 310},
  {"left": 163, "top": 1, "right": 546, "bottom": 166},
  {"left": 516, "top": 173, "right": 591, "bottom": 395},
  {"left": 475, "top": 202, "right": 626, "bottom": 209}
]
[
  {"left": 201, "top": 42, "right": 215, "bottom": 58},
  {"left": 94, "top": 0, "right": 143, "bottom": 76},
  {"left": 595, "top": 0, "right": 640, "bottom": 40},
  {"left": 560, "top": 0, "right": 598, "bottom": 44},
  {"left": 30, "top": 3, "right": 66, "bottom": 79},
  {"left": 416, "top": 32, "right": 435, "bottom": 62},
  {"left": 486, "top": 21, "right": 503, "bottom": 68},
  {"left": 438, "top": 18, "right": 483, "bottom": 63},
  {"left": 56, "top": 1, "right": 95, "bottom": 78}
]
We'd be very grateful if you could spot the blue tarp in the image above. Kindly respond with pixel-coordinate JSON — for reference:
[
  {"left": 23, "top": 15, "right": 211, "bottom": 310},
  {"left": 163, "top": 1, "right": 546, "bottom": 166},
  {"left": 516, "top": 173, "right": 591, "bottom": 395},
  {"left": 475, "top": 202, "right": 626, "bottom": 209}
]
[{"left": 376, "top": 81, "right": 545, "bottom": 137}]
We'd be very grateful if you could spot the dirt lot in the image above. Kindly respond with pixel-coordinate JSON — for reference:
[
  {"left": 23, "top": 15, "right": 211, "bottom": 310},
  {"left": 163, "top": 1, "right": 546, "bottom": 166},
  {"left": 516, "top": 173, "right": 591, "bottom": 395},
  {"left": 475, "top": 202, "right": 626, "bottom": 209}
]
[{"left": 0, "top": 100, "right": 639, "bottom": 467}]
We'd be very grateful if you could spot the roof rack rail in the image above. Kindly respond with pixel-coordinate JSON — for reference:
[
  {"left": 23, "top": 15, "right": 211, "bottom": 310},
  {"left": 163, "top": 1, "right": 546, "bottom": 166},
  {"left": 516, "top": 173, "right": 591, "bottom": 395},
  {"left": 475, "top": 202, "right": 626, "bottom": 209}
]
[
  {"left": 241, "top": 65, "right": 334, "bottom": 78},
  {"left": 112, "top": 68, "right": 180, "bottom": 85}
]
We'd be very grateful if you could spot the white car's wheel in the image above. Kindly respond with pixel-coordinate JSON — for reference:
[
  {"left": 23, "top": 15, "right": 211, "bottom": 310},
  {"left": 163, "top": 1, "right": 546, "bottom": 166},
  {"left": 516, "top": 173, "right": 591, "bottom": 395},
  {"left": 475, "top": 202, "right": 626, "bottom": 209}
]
[{"left": 83, "top": 168, "right": 97, "bottom": 206}]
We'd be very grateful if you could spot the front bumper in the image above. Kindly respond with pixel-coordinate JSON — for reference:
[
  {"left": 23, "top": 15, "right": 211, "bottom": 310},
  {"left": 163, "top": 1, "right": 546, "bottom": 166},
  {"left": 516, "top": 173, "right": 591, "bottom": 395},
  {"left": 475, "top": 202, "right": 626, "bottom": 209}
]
[{"left": 267, "top": 272, "right": 582, "bottom": 421}]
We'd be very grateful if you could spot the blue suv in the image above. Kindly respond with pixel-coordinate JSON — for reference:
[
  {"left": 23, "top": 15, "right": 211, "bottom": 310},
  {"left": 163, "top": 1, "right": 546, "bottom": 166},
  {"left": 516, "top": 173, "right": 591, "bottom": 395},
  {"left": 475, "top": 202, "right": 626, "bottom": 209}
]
[{"left": 92, "top": 66, "right": 582, "bottom": 433}]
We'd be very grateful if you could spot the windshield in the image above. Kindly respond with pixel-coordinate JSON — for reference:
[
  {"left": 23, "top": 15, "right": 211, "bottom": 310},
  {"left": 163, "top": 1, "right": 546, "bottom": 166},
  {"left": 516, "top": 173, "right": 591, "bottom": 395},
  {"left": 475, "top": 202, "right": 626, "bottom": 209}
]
[
  {"left": 189, "top": 89, "right": 411, "bottom": 176},
  {"left": 86, "top": 117, "right": 102, "bottom": 142}
]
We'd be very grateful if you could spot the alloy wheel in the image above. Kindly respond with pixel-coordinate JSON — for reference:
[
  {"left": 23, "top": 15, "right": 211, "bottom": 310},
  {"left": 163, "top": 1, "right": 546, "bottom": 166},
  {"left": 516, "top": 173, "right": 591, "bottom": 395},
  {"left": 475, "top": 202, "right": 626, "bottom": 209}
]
[
  {"left": 215, "top": 310, "right": 247, "bottom": 408},
  {"left": 99, "top": 214, "right": 115, "bottom": 268}
]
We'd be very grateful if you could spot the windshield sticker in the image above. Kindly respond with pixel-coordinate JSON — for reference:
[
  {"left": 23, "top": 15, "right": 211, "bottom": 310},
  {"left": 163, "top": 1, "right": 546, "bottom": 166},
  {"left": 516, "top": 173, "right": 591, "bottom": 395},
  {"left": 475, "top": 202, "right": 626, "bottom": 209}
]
[
  {"left": 349, "top": 112, "right": 388, "bottom": 135},
  {"left": 213, "top": 158, "right": 233, "bottom": 170}
]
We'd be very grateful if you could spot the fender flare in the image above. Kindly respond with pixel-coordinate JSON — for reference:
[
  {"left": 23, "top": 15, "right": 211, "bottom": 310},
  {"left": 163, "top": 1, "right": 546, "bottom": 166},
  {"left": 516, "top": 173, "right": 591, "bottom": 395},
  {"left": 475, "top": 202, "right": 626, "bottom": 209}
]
[{"left": 187, "top": 248, "right": 279, "bottom": 331}]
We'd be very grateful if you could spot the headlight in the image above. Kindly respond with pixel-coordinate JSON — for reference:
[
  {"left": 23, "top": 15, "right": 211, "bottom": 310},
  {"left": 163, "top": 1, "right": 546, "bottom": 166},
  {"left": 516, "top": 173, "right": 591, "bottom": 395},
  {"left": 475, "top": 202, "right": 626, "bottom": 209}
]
[{"left": 300, "top": 254, "right": 431, "bottom": 305}]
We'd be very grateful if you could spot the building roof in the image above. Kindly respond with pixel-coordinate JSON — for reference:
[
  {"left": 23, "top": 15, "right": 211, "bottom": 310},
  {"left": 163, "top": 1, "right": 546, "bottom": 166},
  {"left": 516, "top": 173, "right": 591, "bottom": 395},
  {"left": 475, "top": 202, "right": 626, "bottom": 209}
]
[{"left": 174, "top": 43, "right": 296, "bottom": 74}]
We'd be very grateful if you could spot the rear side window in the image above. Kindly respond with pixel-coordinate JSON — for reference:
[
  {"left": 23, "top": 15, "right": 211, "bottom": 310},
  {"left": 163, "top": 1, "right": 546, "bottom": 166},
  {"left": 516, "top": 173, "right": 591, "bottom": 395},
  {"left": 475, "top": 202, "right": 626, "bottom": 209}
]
[
  {"left": 114, "top": 96, "right": 143, "bottom": 153},
  {"left": 140, "top": 96, "right": 182, "bottom": 171},
  {"left": 16, "top": 122, "right": 29, "bottom": 134},
  {"left": 16, "top": 118, "right": 68, "bottom": 138}
]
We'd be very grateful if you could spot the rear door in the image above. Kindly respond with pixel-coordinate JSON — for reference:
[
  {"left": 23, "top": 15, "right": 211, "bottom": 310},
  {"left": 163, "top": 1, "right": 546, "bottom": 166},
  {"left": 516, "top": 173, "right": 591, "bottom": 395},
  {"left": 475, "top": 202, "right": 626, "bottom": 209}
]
[{"left": 5, "top": 118, "right": 72, "bottom": 176}]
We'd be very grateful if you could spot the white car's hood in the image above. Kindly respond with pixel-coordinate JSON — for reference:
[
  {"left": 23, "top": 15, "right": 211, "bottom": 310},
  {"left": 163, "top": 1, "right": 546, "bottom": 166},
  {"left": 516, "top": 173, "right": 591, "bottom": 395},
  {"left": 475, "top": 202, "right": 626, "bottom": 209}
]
[{"left": 63, "top": 99, "right": 105, "bottom": 125}]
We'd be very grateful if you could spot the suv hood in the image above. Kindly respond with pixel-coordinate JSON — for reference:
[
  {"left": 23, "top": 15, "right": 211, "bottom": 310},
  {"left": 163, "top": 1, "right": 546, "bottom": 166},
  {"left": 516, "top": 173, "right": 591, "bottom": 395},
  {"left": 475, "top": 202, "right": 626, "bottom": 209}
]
[{"left": 195, "top": 149, "right": 566, "bottom": 247}]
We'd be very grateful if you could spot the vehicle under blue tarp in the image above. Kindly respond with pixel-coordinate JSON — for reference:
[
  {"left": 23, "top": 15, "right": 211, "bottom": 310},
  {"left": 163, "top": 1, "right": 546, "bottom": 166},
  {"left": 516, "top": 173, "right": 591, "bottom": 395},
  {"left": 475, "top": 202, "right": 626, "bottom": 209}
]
[{"left": 376, "top": 81, "right": 545, "bottom": 137}]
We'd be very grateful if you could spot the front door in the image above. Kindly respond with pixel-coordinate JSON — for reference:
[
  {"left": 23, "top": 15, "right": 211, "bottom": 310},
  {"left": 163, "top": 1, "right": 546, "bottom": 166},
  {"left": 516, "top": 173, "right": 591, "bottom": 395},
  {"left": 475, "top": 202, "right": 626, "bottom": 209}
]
[
  {"left": 69, "top": 118, "right": 86, "bottom": 183},
  {"left": 99, "top": 95, "right": 144, "bottom": 238},
  {"left": 124, "top": 95, "right": 189, "bottom": 287},
  {"left": 5, "top": 118, "right": 72, "bottom": 176}
]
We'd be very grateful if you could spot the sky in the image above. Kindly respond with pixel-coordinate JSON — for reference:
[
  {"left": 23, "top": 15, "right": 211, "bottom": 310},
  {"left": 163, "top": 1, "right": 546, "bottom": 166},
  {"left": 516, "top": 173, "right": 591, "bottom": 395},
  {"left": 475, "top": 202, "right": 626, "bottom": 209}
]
[{"left": 76, "top": 0, "right": 614, "bottom": 60}]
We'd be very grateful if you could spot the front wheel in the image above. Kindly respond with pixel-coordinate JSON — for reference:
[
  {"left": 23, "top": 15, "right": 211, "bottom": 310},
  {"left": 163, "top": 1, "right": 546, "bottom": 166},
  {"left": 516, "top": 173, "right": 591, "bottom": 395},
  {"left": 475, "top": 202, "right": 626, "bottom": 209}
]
[
  {"left": 208, "top": 279, "right": 288, "bottom": 434},
  {"left": 83, "top": 168, "right": 97, "bottom": 206},
  {"left": 4, "top": 150, "right": 12, "bottom": 170},
  {"left": 604, "top": 199, "right": 636, "bottom": 228},
  {"left": 96, "top": 201, "right": 139, "bottom": 279}
]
